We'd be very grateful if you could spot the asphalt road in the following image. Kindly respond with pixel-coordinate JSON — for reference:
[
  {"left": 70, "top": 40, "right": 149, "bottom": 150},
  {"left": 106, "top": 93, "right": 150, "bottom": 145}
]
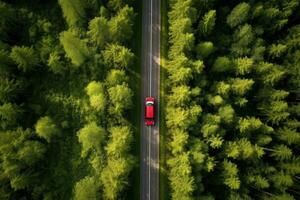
[{"left": 140, "top": 0, "right": 160, "bottom": 199}]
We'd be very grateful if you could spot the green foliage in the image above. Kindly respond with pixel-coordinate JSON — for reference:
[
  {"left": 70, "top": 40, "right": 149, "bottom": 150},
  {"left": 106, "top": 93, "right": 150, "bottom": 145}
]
[
  {"left": 101, "top": 157, "right": 134, "bottom": 200},
  {"left": 234, "top": 57, "right": 254, "bottom": 75},
  {"left": 0, "top": 103, "right": 21, "bottom": 129},
  {"left": 212, "top": 56, "right": 232, "bottom": 73},
  {"left": 108, "top": 84, "right": 133, "bottom": 115},
  {"left": 226, "top": 3, "right": 250, "bottom": 28},
  {"left": 88, "top": 17, "right": 109, "bottom": 48},
  {"left": 199, "top": 10, "right": 216, "bottom": 36},
  {"left": 106, "top": 126, "right": 132, "bottom": 158},
  {"left": 86, "top": 81, "right": 106, "bottom": 112},
  {"left": 0, "top": 77, "right": 19, "bottom": 103},
  {"left": 230, "top": 78, "right": 254, "bottom": 96},
  {"left": 108, "top": 5, "right": 135, "bottom": 44},
  {"left": 222, "top": 160, "right": 240, "bottom": 189},
  {"left": 167, "top": 152, "right": 194, "bottom": 200},
  {"left": 59, "top": 30, "right": 90, "bottom": 66},
  {"left": 47, "top": 51, "right": 65, "bottom": 74},
  {"left": 103, "top": 44, "right": 134, "bottom": 69},
  {"left": 196, "top": 41, "right": 214, "bottom": 58},
  {"left": 270, "top": 145, "right": 292, "bottom": 161},
  {"left": 10, "top": 46, "right": 39, "bottom": 72},
  {"left": 77, "top": 122, "right": 105, "bottom": 158},
  {"left": 58, "top": 0, "right": 85, "bottom": 27},
  {"left": 166, "top": 1, "right": 300, "bottom": 198},
  {"left": 74, "top": 176, "right": 99, "bottom": 200},
  {"left": 35, "top": 116, "right": 60, "bottom": 143},
  {"left": 0, "top": 128, "right": 46, "bottom": 190},
  {"left": 106, "top": 69, "right": 128, "bottom": 86}
]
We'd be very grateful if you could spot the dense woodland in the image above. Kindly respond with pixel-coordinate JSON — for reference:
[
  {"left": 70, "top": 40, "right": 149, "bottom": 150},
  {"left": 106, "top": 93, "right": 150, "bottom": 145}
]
[
  {"left": 0, "top": 0, "right": 137, "bottom": 199},
  {"left": 166, "top": 0, "right": 300, "bottom": 199}
]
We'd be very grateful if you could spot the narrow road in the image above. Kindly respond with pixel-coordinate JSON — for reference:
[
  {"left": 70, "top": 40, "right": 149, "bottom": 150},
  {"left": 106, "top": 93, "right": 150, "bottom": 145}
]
[{"left": 140, "top": 0, "right": 160, "bottom": 199}]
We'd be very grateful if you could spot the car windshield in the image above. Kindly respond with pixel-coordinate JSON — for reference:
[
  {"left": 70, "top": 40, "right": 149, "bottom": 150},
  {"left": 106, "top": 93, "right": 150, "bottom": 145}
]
[{"left": 146, "top": 101, "right": 154, "bottom": 106}]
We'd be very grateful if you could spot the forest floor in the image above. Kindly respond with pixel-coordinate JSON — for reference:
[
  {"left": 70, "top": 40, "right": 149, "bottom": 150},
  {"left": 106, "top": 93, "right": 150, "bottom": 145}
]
[{"left": 159, "top": 0, "right": 169, "bottom": 199}]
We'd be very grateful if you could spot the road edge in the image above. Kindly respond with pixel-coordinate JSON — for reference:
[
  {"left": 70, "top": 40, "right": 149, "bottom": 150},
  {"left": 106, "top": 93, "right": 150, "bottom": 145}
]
[
  {"left": 129, "top": 1, "right": 142, "bottom": 199},
  {"left": 159, "top": 0, "right": 169, "bottom": 199}
]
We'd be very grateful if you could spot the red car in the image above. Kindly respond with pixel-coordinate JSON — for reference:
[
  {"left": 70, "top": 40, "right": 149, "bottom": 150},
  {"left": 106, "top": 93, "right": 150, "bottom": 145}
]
[{"left": 145, "top": 97, "right": 155, "bottom": 126}]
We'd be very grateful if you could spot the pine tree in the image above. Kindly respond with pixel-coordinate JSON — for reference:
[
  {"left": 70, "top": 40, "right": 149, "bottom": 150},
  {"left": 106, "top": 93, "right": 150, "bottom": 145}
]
[
  {"left": 230, "top": 78, "right": 254, "bottom": 96},
  {"left": 10, "top": 46, "right": 39, "bottom": 72},
  {"left": 0, "top": 103, "right": 21, "bottom": 129},
  {"left": 108, "top": 5, "right": 135, "bottom": 44},
  {"left": 59, "top": 30, "right": 90, "bottom": 66},
  {"left": 196, "top": 41, "right": 214, "bottom": 58},
  {"left": 167, "top": 152, "right": 194, "bottom": 200},
  {"left": 234, "top": 57, "right": 254, "bottom": 75},
  {"left": 226, "top": 3, "right": 250, "bottom": 28},
  {"left": 77, "top": 122, "right": 105, "bottom": 157},
  {"left": 106, "top": 69, "right": 128, "bottom": 86},
  {"left": 222, "top": 160, "right": 240, "bottom": 189},
  {"left": 198, "top": 10, "right": 216, "bottom": 36},
  {"left": 58, "top": 0, "right": 85, "bottom": 27},
  {"left": 103, "top": 44, "right": 134, "bottom": 69},
  {"left": 88, "top": 17, "right": 109, "bottom": 48},
  {"left": 74, "top": 176, "right": 99, "bottom": 200},
  {"left": 108, "top": 83, "right": 133, "bottom": 115},
  {"left": 35, "top": 116, "right": 60, "bottom": 143},
  {"left": 212, "top": 56, "right": 232, "bottom": 73},
  {"left": 106, "top": 126, "right": 132, "bottom": 158}
]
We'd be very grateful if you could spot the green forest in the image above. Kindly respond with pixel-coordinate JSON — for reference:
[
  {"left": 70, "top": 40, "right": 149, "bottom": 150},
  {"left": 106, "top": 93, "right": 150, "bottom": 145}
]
[
  {"left": 0, "top": 0, "right": 139, "bottom": 199},
  {"left": 165, "top": 0, "right": 300, "bottom": 199},
  {"left": 1, "top": 0, "right": 300, "bottom": 199}
]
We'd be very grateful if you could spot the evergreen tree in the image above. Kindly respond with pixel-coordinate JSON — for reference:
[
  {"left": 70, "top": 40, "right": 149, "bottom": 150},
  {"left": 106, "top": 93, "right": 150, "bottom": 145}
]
[
  {"left": 226, "top": 3, "right": 250, "bottom": 28},
  {"left": 88, "top": 17, "right": 109, "bottom": 48},
  {"left": 198, "top": 10, "right": 216, "bottom": 36},
  {"left": 59, "top": 30, "right": 90, "bottom": 67},
  {"left": 58, "top": 0, "right": 85, "bottom": 27},
  {"left": 35, "top": 116, "right": 60, "bottom": 143},
  {"left": 10, "top": 46, "right": 39, "bottom": 72}
]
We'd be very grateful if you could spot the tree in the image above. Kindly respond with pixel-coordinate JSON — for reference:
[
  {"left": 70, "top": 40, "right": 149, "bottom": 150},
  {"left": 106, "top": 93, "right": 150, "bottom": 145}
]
[
  {"left": 77, "top": 122, "right": 105, "bottom": 157},
  {"left": 106, "top": 126, "right": 132, "bottom": 158},
  {"left": 108, "top": 84, "right": 133, "bottom": 114},
  {"left": 106, "top": 69, "right": 128, "bottom": 86},
  {"left": 47, "top": 51, "right": 65, "bottom": 74},
  {"left": 231, "top": 24, "right": 254, "bottom": 56},
  {"left": 212, "top": 56, "right": 232, "bottom": 73},
  {"left": 167, "top": 152, "right": 194, "bottom": 200},
  {"left": 86, "top": 81, "right": 106, "bottom": 112},
  {"left": 0, "top": 77, "right": 19, "bottom": 103},
  {"left": 230, "top": 78, "right": 254, "bottom": 96},
  {"left": 0, "top": 128, "right": 46, "bottom": 190},
  {"left": 10, "top": 46, "right": 39, "bottom": 72},
  {"left": 35, "top": 116, "right": 60, "bottom": 143},
  {"left": 196, "top": 41, "right": 214, "bottom": 58},
  {"left": 88, "top": 17, "right": 109, "bottom": 48},
  {"left": 226, "top": 3, "right": 250, "bottom": 28},
  {"left": 59, "top": 30, "right": 90, "bottom": 66},
  {"left": 218, "top": 105, "right": 235, "bottom": 124},
  {"left": 103, "top": 44, "right": 134, "bottom": 69},
  {"left": 74, "top": 176, "right": 99, "bottom": 200},
  {"left": 198, "top": 10, "right": 216, "bottom": 36},
  {"left": 0, "top": 103, "right": 21, "bottom": 129},
  {"left": 168, "top": 85, "right": 191, "bottom": 107},
  {"left": 234, "top": 57, "right": 254, "bottom": 75},
  {"left": 108, "top": 5, "right": 135, "bottom": 44},
  {"left": 58, "top": 0, "right": 85, "bottom": 27},
  {"left": 101, "top": 157, "right": 134, "bottom": 200},
  {"left": 222, "top": 160, "right": 240, "bottom": 189}
]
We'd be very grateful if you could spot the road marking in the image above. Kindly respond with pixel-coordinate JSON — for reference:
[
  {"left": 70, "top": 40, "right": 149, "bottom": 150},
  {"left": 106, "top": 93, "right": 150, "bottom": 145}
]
[
  {"left": 149, "top": 0, "right": 153, "bottom": 97},
  {"left": 149, "top": 0, "right": 153, "bottom": 199}
]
